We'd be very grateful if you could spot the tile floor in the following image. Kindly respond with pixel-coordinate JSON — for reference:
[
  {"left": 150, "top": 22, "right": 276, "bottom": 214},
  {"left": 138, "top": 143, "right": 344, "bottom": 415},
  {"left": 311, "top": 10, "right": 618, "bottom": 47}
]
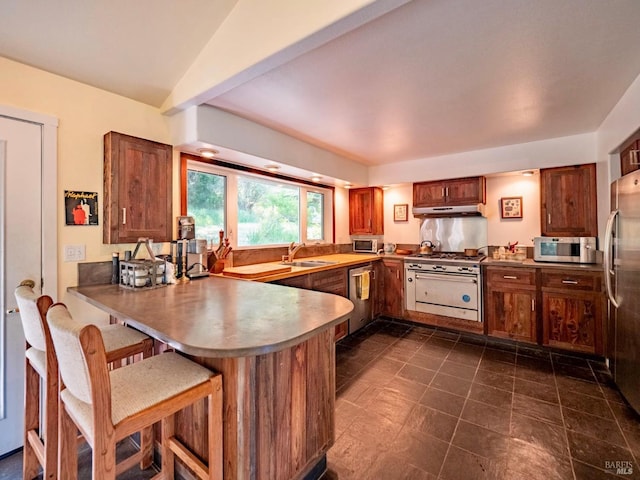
[
  {"left": 323, "top": 318, "right": 640, "bottom": 480},
  {"left": 2, "top": 317, "right": 639, "bottom": 479}
]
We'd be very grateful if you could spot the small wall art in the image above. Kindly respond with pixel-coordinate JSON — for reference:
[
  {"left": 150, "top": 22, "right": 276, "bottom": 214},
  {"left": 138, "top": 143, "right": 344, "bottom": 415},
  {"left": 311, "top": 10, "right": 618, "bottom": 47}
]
[
  {"left": 500, "top": 196, "right": 523, "bottom": 219},
  {"left": 65, "top": 191, "right": 99, "bottom": 225},
  {"left": 394, "top": 204, "right": 409, "bottom": 222}
]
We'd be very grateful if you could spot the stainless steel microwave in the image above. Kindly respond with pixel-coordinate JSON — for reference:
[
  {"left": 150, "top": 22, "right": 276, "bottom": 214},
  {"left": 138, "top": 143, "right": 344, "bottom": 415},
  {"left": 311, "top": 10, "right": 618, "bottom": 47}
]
[
  {"left": 533, "top": 237, "right": 597, "bottom": 264},
  {"left": 353, "top": 238, "right": 378, "bottom": 253}
]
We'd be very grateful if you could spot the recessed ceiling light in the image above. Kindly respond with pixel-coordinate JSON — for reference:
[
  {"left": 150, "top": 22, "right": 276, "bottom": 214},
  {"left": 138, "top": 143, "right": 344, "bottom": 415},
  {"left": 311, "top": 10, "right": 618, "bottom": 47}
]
[
  {"left": 344, "top": 182, "right": 352, "bottom": 189},
  {"left": 265, "top": 164, "right": 280, "bottom": 172},
  {"left": 522, "top": 171, "right": 534, "bottom": 177},
  {"left": 311, "top": 175, "right": 322, "bottom": 182},
  {"left": 197, "top": 148, "right": 218, "bottom": 158},
  {"left": 382, "top": 185, "right": 390, "bottom": 190}
]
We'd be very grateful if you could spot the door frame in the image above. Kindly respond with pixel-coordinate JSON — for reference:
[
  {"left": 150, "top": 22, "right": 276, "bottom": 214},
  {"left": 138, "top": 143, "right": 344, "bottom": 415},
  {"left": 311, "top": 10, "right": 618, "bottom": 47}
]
[{"left": 0, "top": 105, "right": 57, "bottom": 421}]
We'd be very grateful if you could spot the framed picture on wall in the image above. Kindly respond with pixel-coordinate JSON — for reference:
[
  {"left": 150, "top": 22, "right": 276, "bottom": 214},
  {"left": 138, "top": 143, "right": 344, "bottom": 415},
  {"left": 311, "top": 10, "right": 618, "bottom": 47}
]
[
  {"left": 394, "top": 204, "right": 408, "bottom": 222},
  {"left": 500, "top": 196, "right": 523, "bottom": 219}
]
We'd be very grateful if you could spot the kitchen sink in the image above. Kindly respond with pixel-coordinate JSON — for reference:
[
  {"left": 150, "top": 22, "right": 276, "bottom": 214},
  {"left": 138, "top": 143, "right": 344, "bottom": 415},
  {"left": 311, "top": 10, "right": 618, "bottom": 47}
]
[{"left": 281, "top": 260, "right": 339, "bottom": 267}]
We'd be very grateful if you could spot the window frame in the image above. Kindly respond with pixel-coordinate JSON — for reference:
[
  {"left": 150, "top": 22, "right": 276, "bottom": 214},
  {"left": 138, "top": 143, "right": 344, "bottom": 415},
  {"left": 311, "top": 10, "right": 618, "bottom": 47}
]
[{"left": 180, "top": 154, "right": 335, "bottom": 248}]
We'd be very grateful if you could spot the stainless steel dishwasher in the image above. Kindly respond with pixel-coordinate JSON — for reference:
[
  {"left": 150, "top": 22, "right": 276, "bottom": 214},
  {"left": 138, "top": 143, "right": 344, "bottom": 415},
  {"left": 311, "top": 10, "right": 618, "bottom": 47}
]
[{"left": 348, "top": 264, "right": 375, "bottom": 334}]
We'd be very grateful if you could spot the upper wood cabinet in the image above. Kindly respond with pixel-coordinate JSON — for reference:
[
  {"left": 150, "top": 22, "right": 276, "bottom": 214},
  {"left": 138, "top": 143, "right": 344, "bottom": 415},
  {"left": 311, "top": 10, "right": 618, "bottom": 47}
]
[
  {"left": 103, "top": 132, "right": 173, "bottom": 244},
  {"left": 413, "top": 176, "right": 486, "bottom": 207},
  {"left": 349, "top": 187, "right": 384, "bottom": 235},
  {"left": 620, "top": 135, "right": 640, "bottom": 177},
  {"left": 540, "top": 164, "right": 597, "bottom": 237}
]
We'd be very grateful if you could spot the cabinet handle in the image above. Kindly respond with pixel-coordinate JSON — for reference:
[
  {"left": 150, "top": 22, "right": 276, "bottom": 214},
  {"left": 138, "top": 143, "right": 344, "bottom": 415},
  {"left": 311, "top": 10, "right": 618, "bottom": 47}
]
[
  {"left": 631, "top": 150, "right": 640, "bottom": 166},
  {"left": 445, "top": 187, "right": 449, "bottom": 197},
  {"left": 503, "top": 275, "right": 518, "bottom": 279},
  {"left": 547, "top": 213, "right": 551, "bottom": 225},
  {"left": 122, "top": 207, "right": 127, "bottom": 225},
  {"left": 442, "top": 187, "right": 445, "bottom": 197},
  {"left": 531, "top": 299, "right": 535, "bottom": 311},
  {"left": 562, "top": 280, "right": 578, "bottom": 285},
  {"left": 396, "top": 270, "right": 399, "bottom": 280}
]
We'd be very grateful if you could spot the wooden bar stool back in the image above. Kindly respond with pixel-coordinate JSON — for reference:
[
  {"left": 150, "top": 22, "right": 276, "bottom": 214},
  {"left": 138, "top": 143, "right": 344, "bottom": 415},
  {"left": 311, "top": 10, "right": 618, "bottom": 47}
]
[
  {"left": 47, "top": 303, "right": 223, "bottom": 480},
  {"left": 14, "top": 281, "right": 154, "bottom": 480}
]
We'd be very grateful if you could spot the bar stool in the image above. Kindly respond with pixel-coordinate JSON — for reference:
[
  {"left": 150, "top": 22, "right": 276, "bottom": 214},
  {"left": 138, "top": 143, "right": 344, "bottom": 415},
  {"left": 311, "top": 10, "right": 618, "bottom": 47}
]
[
  {"left": 47, "top": 303, "right": 223, "bottom": 480},
  {"left": 14, "top": 281, "right": 154, "bottom": 480}
]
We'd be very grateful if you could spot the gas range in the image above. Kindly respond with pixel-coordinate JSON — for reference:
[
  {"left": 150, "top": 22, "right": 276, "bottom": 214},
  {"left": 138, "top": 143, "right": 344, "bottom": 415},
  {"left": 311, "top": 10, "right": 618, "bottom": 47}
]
[{"left": 405, "top": 252, "right": 486, "bottom": 273}]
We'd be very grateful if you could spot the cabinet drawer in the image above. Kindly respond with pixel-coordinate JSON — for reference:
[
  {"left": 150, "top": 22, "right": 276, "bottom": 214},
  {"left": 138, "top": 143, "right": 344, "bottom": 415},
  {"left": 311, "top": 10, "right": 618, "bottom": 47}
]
[
  {"left": 541, "top": 271, "right": 601, "bottom": 292},
  {"left": 486, "top": 268, "right": 536, "bottom": 287}
]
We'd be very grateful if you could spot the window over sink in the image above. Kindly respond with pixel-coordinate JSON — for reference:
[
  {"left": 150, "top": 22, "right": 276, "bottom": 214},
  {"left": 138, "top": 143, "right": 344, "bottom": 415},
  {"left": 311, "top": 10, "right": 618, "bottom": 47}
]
[{"left": 184, "top": 158, "right": 333, "bottom": 247}]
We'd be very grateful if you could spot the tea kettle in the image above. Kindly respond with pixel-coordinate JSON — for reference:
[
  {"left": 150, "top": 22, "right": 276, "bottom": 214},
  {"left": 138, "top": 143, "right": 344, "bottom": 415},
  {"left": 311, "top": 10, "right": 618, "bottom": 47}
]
[
  {"left": 420, "top": 241, "right": 433, "bottom": 254},
  {"left": 383, "top": 242, "right": 396, "bottom": 254}
]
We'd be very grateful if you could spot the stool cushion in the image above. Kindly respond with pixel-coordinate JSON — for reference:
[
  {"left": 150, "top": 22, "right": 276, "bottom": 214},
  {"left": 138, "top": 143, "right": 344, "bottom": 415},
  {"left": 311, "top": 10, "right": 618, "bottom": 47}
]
[
  {"left": 61, "top": 352, "right": 214, "bottom": 439},
  {"left": 99, "top": 324, "right": 149, "bottom": 352},
  {"left": 25, "top": 346, "right": 46, "bottom": 378}
]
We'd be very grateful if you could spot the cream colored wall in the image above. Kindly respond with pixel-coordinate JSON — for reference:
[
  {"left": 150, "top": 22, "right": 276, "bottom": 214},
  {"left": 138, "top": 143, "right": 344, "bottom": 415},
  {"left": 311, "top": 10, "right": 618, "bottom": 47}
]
[
  {"left": 0, "top": 57, "right": 172, "bottom": 322},
  {"left": 485, "top": 173, "right": 540, "bottom": 248},
  {"left": 379, "top": 174, "right": 541, "bottom": 248}
]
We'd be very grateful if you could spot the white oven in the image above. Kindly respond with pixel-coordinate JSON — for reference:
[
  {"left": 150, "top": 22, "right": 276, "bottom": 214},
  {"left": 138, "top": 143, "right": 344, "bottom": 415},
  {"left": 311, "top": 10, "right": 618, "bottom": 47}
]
[{"left": 405, "top": 255, "right": 483, "bottom": 322}]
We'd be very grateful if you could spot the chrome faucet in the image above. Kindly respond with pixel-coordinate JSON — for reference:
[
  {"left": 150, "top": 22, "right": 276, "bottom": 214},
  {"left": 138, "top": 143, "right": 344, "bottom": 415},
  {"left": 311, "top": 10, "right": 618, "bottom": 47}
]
[{"left": 284, "top": 242, "right": 305, "bottom": 263}]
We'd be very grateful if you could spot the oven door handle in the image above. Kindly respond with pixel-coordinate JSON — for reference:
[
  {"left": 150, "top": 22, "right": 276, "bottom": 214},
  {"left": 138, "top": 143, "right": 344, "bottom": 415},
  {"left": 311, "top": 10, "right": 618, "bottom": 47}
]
[{"left": 414, "top": 273, "right": 477, "bottom": 284}]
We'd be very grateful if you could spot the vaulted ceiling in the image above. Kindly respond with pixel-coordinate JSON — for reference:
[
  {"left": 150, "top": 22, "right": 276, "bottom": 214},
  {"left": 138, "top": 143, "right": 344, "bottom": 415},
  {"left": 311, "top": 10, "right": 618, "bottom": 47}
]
[{"left": 3, "top": 0, "right": 640, "bottom": 166}]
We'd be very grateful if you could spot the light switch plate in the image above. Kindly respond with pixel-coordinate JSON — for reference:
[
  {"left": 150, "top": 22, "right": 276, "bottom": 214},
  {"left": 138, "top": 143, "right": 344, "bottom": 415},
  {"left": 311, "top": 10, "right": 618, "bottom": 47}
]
[{"left": 64, "top": 244, "right": 86, "bottom": 262}]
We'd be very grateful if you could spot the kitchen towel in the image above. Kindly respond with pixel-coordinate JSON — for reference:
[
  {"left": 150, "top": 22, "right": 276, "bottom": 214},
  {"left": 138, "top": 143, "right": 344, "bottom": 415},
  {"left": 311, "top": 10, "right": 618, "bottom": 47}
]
[{"left": 360, "top": 271, "right": 370, "bottom": 300}]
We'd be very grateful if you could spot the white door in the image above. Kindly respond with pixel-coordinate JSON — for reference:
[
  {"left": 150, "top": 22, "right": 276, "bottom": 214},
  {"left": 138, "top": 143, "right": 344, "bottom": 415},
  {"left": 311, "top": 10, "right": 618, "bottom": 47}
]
[{"left": 0, "top": 112, "right": 54, "bottom": 456}]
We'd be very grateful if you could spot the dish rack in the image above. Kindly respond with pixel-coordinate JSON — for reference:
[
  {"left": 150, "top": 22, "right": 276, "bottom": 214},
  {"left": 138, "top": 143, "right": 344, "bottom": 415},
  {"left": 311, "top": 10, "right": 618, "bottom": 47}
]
[{"left": 119, "top": 238, "right": 166, "bottom": 289}]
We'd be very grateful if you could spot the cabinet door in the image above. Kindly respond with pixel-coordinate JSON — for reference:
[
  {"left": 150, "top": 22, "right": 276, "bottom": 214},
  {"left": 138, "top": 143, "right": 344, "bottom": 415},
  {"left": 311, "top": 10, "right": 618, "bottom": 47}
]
[
  {"left": 104, "top": 132, "right": 173, "bottom": 244},
  {"left": 542, "top": 291, "right": 602, "bottom": 354},
  {"left": 620, "top": 140, "right": 640, "bottom": 177},
  {"left": 486, "top": 287, "right": 537, "bottom": 343},
  {"left": 540, "top": 164, "right": 597, "bottom": 237},
  {"left": 446, "top": 177, "right": 486, "bottom": 205},
  {"left": 413, "top": 181, "right": 446, "bottom": 207},
  {"left": 381, "top": 259, "right": 404, "bottom": 318},
  {"left": 349, "top": 187, "right": 383, "bottom": 235}
]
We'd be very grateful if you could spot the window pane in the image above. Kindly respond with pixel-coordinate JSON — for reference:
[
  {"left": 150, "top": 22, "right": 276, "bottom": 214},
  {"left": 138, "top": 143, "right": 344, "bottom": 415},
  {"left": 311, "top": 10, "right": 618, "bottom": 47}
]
[
  {"left": 307, "top": 191, "right": 324, "bottom": 240},
  {"left": 238, "top": 176, "right": 300, "bottom": 246},
  {"left": 187, "top": 170, "right": 226, "bottom": 244}
]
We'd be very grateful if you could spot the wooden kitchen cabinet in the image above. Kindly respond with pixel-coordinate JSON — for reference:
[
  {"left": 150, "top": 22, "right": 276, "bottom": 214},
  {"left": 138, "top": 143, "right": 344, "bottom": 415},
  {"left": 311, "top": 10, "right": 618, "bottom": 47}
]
[
  {"left": 413, "top": 176, "right": 485, "bottom": 207},
  {"left": 620, "top": 135, "right": 640, "bottom": 177},
  {"left": 104, "top": 131, "right": 173, "bottom": 244},
  {"left": 484, "top": 267, "right": 537, "bottom": 343},
  {"left": 349, "top": 187, "right": 384, "bottom": 235},
  {"left": 541, "top": 269, "right": 604, "bottom": 355},
  {"left": 380, "top": 258, "right": 404, "bottom": 319},
  {"left": 540, "top": 163, "right": 597, "bottom": 237},
  {"left": 272, "top": 267, "right": 351, "bottom": 341}
]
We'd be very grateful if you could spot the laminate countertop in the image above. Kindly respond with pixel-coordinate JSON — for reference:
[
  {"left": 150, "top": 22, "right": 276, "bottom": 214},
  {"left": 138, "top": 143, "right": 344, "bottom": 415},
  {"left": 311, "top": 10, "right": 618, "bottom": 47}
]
[{"left": 68, "top": 277, "right": 354, "bottom": 358}]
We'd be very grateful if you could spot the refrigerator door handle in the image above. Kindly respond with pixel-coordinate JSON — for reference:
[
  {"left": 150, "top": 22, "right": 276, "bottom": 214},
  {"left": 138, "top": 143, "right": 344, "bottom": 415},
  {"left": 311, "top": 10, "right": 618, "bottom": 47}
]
[{"left": 604, "top": 209, "right": 620, "bottom": 308}]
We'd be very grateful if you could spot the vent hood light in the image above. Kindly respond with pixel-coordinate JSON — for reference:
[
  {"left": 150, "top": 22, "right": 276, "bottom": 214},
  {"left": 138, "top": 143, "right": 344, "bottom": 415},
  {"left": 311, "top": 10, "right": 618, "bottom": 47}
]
[{"left": 197, "top": 148, "right": 218, "bottom": 158}]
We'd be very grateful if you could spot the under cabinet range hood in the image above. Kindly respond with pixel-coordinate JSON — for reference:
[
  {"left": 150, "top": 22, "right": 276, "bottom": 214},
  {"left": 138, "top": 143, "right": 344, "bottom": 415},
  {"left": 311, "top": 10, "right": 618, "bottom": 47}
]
[{"left": 412, "top": 204, "right": 485, "bottom": 217}]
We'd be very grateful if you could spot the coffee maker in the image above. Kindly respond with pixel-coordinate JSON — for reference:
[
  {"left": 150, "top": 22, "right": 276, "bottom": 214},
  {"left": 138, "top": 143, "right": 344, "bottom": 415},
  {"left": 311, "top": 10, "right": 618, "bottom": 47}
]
[{"left": 186, "top": 239, "right": 208, "bottom": 278}]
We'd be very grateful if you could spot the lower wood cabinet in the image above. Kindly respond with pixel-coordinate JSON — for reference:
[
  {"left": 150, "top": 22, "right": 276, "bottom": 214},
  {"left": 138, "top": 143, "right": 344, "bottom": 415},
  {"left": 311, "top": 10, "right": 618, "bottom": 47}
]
[
  {"left": 541, "top": 270, "right": 604, "bottom": 355},
  {"left": 380, "top": 259, "right": 404, "bottom": 319},
  {"left": 271, "top": 266, "right": 354, "bottom": 342},
  {"left": 485, "top": 267, "right": 537, "bottom": 343}
]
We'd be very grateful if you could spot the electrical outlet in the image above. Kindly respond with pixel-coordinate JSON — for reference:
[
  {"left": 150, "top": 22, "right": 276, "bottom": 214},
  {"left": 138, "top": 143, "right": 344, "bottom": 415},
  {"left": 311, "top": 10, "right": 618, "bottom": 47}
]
[{"left": 64, "top": 244, "right": 85, "bottom": 262}]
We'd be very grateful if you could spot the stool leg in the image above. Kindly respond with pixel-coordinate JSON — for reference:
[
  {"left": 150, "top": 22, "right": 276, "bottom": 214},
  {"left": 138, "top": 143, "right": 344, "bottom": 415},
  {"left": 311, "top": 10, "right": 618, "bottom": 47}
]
[
  {"left": 23, "top": 360, "right": 40, "bottom": 480},
  {"left": 161, "top": 414, "right": 176, "bottom": 479},
  {"left": 139, "top": 338, "right": 155, "bottom": 469},
  {"left": 208, "top": 376, "right": 223, "bottom": 480},
  {"left": 58, "top": 405, "right": 78, "bottom": 480},
  {"left": 43, "top": 358, "right": 59, "bottom": 480}
]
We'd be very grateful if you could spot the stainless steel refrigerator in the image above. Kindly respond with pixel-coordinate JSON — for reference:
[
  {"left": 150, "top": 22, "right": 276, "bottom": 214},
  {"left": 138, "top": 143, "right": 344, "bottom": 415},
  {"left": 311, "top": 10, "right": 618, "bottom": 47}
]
[{"left": 605, "top": 168, "right": 640, "bottom": 414}]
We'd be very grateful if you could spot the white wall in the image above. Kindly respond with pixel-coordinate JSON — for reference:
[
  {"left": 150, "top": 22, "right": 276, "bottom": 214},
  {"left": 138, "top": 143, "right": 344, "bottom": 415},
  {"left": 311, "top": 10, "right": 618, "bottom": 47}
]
[
  {"left": 485, "top": 173, "right": 540, "bottom": 247},
  {"left": 0, "top": 57, "right": 172, "bottom": 323},
  {"left": 379, "top": 173, "right": 541, "bottom": 248}
]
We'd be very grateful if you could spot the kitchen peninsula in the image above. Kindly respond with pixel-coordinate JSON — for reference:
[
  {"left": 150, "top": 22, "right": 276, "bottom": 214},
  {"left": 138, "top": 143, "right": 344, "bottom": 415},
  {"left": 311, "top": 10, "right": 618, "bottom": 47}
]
[{"left": 68, "top": 277, "right": 354, "bottom": 480}]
